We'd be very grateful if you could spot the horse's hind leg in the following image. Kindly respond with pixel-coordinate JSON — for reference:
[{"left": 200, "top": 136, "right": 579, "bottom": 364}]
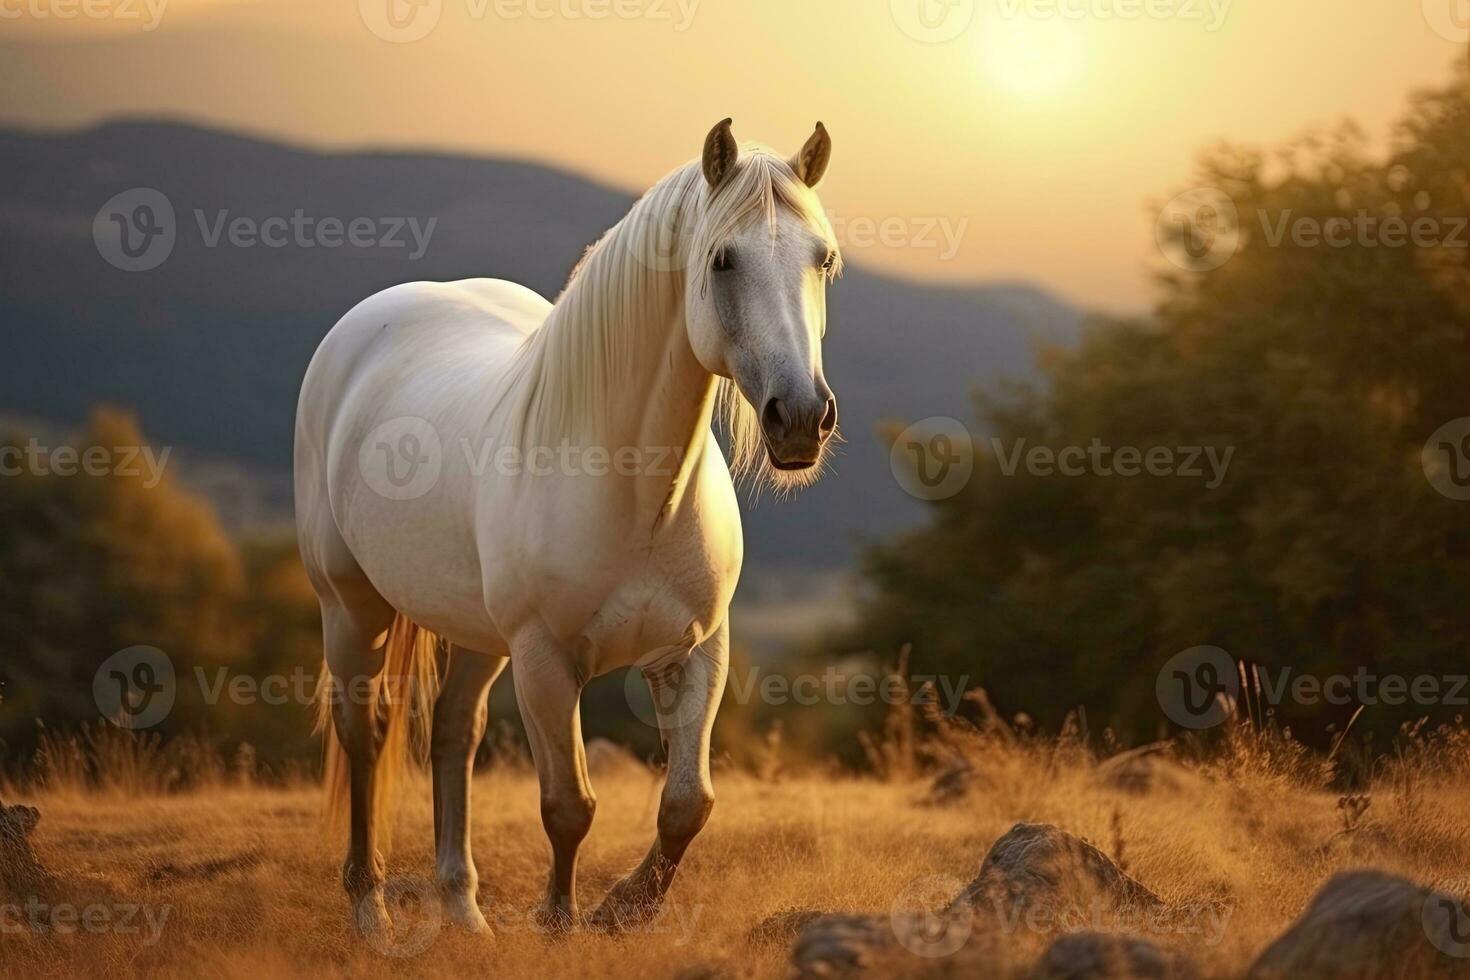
[
  {"left": 592, "top": 622, "right": 728, "bottom": 931},
  {"left": 511, "top": 627, "right": 595, "bottom": 932},
  {"left": 320, "top": 587, "right": 397, "bottom": 934},
  {"left": 432, "top": 645, "right": 507, "bottom": 932}
]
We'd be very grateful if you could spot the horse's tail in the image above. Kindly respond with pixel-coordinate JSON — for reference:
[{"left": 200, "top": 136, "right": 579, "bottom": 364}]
[{"left": 314, "top": 613, "right": 441, "bottom": 849}]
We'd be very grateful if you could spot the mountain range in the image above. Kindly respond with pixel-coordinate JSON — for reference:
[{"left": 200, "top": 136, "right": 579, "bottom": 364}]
[{"left": 0, "top": 120, "right": 1082, "bottom": 591}]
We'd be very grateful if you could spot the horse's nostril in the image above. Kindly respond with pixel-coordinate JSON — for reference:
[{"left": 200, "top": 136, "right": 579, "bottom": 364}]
[
  {"left": 762, "top": 397, "right": 791, "bottom": 436},
  {"left": 818, "top": 398, "right": 837, "bottom": 438}
]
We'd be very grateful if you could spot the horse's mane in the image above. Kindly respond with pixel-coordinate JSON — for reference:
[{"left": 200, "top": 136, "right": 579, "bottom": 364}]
[{"left": 499, "top": 146, "right": 841, "bottom": 491}]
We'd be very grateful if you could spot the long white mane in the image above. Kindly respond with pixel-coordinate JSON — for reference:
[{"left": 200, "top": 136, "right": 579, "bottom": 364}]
[{"left": 496, "top": 146, "right": 842, "bottom": 491}]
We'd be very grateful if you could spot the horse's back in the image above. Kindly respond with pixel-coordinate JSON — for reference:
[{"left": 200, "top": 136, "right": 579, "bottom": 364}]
[{"left": 297, "top": 277, "right": 548, "bottom": 462}]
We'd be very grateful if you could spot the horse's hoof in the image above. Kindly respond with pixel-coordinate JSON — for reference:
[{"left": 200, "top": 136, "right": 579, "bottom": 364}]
[
  {"left": 591, "top": 882, "right": 659, "bottom": 933},
  {"left": 354, "top": 891, "right": 393, "bottom": 939},
  {"left": 534, "top": 903, "right": 577, "bottom": 936},
  {"left": 443, "top": 893, "right": 492, "bottom": 935}
]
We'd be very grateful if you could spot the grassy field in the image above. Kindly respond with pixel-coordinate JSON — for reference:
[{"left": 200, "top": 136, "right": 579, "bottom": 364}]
[{"left": 4, "top": 721, "right": 1470, "bottom": 979}]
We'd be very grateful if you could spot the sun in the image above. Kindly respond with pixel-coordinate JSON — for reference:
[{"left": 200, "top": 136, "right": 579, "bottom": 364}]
[{"left": 978, "top": 15, "right": 1086, "bottom": 101}]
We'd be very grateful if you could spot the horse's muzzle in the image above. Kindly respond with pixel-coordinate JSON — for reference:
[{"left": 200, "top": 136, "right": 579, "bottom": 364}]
[{"left": 760, "top": 388, "right": 837, "bottom": 469}]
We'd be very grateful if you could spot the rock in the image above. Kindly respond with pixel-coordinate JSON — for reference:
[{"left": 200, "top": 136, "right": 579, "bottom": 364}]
[
  {"left": 959, "top": 823, "right": 1164, "bottom": 924},
  {"left": 791, "top": 824, "right": 1171, "bottom": 977},
  {"left": 584, "top": 738, "right": 648, "bottom": 776},
  {"left": 1249, "top": 870, "right": 1470, "bottom": 979},
  {"left": 790, "top": 914, "right": 901, "bottom": 977},
  {"left": 0, "top": 799, "right": 53, "bottom": 897},
  {"left": 1033, "top": 932, "right": 1197, "bottom": 980}
]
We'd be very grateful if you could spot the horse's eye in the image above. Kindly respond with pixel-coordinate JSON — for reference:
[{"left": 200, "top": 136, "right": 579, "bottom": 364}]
[
  {"left": 713, "top": 250, "right": 734, "bottom": 273},
  {"left": 820, "top": 252, "right": 836, "bottom": 273}
]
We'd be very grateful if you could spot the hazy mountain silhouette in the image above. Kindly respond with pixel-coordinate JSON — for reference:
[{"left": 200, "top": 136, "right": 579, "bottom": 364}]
[{"left": 0, "top": 120, "right": 1082, "bottom": 573}]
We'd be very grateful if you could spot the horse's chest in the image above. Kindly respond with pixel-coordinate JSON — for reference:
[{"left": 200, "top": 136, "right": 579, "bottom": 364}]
[{"left": 576, "top": 531, "right": 733, "bottom": 671}]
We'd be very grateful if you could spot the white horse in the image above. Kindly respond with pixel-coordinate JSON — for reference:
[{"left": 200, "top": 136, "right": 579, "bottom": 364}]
[{"left": 294, "top": 118, "right": 841, "bottom": 937}]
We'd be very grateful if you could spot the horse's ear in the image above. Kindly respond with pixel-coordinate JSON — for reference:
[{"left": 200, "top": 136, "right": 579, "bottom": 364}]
[
  {"left": 702, "top": 117, "right": 738, "bottom": 189},
  {"left": 790, "top": 122, "right": 831, "bottom": 188}
]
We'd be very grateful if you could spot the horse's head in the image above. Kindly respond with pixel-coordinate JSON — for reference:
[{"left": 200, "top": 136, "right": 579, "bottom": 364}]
[{"left": 684, "top": 118, "right": 842, "bottom": 490}]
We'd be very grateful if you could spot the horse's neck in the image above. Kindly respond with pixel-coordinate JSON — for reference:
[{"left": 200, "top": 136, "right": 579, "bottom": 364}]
[{"left": 529, "top": 188, "right": 717, "bottom": 502}]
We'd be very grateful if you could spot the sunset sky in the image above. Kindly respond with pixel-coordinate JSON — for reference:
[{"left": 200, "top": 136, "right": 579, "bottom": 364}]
[{"left": 1, "top": 0, "right": 1464, "bottom": 310}]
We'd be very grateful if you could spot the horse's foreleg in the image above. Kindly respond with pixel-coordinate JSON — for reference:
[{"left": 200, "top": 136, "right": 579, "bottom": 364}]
[
  {"left": 431, "top": 646, "right": 506, "bottom": 933},
  {"left": 592, "top": 621, "right": 728, "bottom": 931},
  {"left": 511, "top": 631, "right": 595, "bottom": 933}
]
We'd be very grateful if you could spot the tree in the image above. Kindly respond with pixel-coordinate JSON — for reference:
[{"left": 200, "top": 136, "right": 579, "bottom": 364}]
[
  {"left": 0, "top": 409, "right": 245, "bottom": 751},
  {"left": 837, "top": 64, "right": 1470, "bottom": 747}
]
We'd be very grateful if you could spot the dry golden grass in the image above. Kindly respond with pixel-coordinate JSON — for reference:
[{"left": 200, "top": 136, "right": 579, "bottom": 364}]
[{"left": 4, "top": 720, "right": 1470, "bottom": 979}]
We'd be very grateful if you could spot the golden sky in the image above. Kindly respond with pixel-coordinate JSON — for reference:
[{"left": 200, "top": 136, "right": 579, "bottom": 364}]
[{"left": 1, "top": 0, "right": 1464, "bottom": 310}]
